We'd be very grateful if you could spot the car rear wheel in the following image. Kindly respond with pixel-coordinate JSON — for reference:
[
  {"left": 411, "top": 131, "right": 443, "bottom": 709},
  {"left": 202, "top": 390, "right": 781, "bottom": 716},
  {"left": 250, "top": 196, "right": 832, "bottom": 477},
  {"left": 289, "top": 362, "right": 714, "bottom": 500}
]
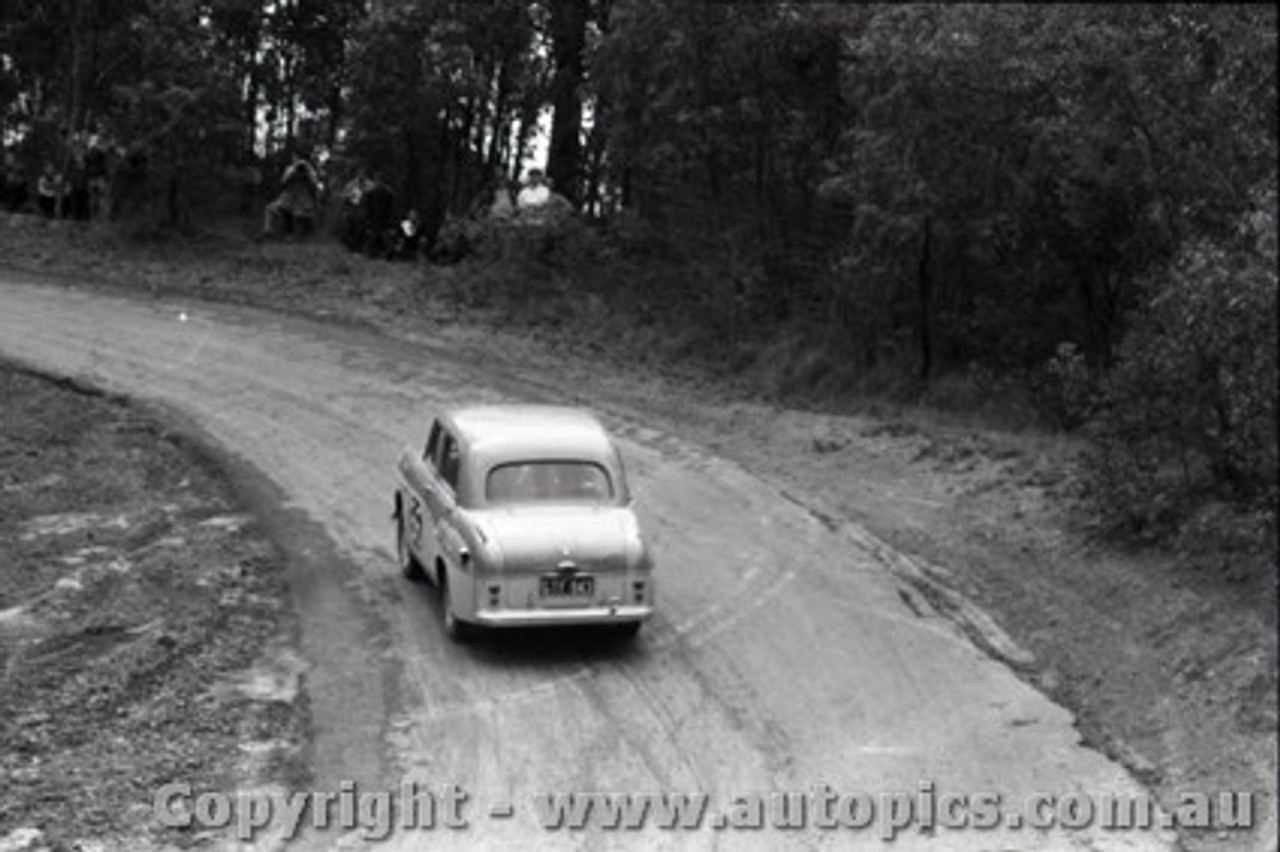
[
  {"left": 441, "top": 574, "right": 472, "bottom": 643},
  {"left": 396, "top": 511, "right": 424, "bottom": 581},
  {"left": 613, "top": 621, "right": 642, "bottom": 640}
]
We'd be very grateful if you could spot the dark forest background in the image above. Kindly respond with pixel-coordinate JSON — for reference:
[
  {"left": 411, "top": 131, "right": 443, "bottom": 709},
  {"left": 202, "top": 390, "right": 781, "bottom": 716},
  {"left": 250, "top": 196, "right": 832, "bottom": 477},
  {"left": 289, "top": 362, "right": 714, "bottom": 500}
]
[{"left": 1, "top": 1, "right": 1275, "bottom": 542}]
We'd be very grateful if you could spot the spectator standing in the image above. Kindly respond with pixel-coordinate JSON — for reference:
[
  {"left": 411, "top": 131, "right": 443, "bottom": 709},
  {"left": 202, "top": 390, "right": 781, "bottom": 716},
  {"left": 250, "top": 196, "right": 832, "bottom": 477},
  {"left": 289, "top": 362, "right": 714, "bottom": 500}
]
[
  {"left": 37, "top": 162, "right": 63, "bottom": 218},
  {"left": 84, "top": 135, "right": 110, "bottom": 219},
  {"left": 341, "top": 167, "right": 373, "bottom": 208},
  {"left": 262, "top": 153, "right": 319, "bottom": 238},
  {"left": 110, "top": 145, "right": 147, "bottom": 220},
  {"left": 285, "top": 155, "right": 319, "bottom": 236},
  {"left": 488, "top": 176, "right": 516, "bottom": 221},
  {"left": 360, "top": 176, "right": 395, "bottom": 258},
  {"left": 2, "top": 151, "right": 28, "bottom": 213},
  {"left": 68, "top": 151, "right": 91, "bottom": 221},
  {"left": 339, "top": 166, "right": 374, "bottom": 251}
]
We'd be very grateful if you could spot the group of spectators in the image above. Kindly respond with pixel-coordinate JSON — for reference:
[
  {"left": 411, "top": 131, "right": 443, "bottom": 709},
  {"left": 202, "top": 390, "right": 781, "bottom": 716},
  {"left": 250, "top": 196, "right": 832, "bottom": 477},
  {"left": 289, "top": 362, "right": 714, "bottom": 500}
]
[
  {"left": 323, "top": 163, "right": 573, "bottom": 263},
  {"left": 260, "top": 153, "right": 420, "bottom": 261},
  {"left": 336, "top": 167, "right": 403, "bottom": 259},
  {"left": 7, "top": 127, "right": 576, "bottom": 259},
  {"left": 482, "top": 167, "right": 573, "bottom": 226},
  {"left": 432, "top": 167, "right": 575, "bottom": 263},
  {"left": 2, "top": 135, "right": 113, "bottom": 220},
  {"left": 4, "top": 134, "right": 575, "bottom": 261}
]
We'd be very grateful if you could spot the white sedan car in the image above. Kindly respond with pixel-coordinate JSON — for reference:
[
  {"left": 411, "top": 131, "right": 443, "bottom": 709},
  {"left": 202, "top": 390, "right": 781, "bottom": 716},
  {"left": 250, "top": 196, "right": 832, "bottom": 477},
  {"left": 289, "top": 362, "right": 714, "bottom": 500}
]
[{"left": 393, "top": 405, "right": 654, "bottom": 641}]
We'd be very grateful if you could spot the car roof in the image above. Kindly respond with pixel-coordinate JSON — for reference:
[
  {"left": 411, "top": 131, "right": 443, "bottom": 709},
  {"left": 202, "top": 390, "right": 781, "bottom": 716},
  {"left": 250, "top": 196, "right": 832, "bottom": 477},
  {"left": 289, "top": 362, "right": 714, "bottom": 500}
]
[{"left": 444, "top": 405, "right": 616, "bottom": 463}]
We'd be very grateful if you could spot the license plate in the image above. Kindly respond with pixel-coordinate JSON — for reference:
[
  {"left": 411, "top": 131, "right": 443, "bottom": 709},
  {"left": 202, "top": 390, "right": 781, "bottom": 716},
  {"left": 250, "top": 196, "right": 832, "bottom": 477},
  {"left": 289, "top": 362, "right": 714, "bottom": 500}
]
[{"left": 540, "top": 575, "right": 593, "bottom": 598}]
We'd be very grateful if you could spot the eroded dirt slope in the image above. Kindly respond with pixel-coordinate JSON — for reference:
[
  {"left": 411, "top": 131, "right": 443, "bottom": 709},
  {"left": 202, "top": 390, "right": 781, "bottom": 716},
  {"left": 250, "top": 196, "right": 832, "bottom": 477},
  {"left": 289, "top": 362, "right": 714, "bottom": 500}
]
[{"left": 0, "top": 366, "right": 306, "bottom": 851}]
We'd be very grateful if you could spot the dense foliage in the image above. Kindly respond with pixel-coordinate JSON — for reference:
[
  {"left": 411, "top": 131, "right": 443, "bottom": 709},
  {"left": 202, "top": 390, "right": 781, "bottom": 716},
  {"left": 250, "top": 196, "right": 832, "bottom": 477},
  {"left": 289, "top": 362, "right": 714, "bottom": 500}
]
[
  {"left": 1088, "top": 186, "right": 1276, "bottom": 537},
  {"left": 2, "top": 2, "right": 1275, "bottom": 546}
]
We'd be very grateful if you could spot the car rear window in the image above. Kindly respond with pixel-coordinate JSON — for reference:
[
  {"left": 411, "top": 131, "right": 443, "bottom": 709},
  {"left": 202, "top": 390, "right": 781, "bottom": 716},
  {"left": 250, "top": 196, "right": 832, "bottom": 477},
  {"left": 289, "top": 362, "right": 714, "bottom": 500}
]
[{"left": 486, "top": 461, "right": 614, "bottom": 505}]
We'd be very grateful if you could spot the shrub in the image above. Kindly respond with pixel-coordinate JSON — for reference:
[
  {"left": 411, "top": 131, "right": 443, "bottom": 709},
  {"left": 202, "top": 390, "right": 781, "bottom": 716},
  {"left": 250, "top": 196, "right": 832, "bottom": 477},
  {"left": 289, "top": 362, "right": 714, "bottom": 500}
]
[
  {"left": 1035, "top": 341, "right": 1096, "bottom": 430},
  {"left": 1085, "top": 187, "right": 1277, "bottom": 538}
]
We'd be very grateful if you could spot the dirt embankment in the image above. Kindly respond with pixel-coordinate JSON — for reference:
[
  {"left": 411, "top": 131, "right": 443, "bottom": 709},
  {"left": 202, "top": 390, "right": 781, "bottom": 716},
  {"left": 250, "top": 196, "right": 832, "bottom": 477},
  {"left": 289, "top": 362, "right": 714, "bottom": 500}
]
[
  {"left": 628, "top": 403, "right": 1278, "bottom": 852},
  {"left": 0, "top": 216, "right": 1275, "bottom": 851},
  {"left": 0, "top": 365, "right": 307, "bottom": 851}
]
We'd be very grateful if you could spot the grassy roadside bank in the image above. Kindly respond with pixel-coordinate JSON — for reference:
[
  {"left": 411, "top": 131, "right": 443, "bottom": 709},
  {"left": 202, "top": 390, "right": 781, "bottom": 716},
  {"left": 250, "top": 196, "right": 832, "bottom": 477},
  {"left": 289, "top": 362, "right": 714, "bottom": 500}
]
[
  {"left": 0, "top": 216, "right": 1275, "bottom": 851},
  {"left": 0, "top": 364, "right": 307, "bottom": 851}
]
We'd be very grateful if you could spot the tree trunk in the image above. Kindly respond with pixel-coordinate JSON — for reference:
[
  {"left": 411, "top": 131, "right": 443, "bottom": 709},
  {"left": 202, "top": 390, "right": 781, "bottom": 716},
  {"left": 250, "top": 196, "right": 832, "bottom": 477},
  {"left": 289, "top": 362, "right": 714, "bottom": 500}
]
[
  {"left": 487, "top": 55, "right": 510, "bottom": 172},
  {"left": 547, "top": 0, "right": 588, "bottom": 205},
  {"left": 285, "top": 55, "right": 296, "bottom": 154},
  {"left": 403, "top": 125, "right": 420, "bottom": 213},
  {"left": 59, "top": 0, "right": 87, "bottom": 219},
  {"left": 168, "top": 172, "right": 180, "bottom": 227},
  {"left": 917, "top": 216, "right": 933, "bottom": 381}
]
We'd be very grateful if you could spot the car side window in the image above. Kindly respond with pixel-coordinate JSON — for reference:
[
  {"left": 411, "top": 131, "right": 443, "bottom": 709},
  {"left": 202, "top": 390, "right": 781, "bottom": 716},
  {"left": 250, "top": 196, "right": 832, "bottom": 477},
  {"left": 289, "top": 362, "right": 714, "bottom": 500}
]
[
  {"left": 424, "top": 421, "right": 441, "bottom": 463},
  {"left": 439, "top": 434, "right": 461, "bottom": 491}
]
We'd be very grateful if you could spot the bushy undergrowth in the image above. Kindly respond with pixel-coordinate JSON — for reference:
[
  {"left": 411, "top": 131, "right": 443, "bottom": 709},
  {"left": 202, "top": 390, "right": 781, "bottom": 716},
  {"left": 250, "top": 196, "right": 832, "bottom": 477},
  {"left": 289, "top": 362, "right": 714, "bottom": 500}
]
[
  {"left": 433, "top": 216, "right": 762, "bottom": 372},
  {"left": 439, "top": 220, "right": 1051, "bottom": 423},
  {"left": 1083, "top": 190, "right": 1277, "bottom": 560}
]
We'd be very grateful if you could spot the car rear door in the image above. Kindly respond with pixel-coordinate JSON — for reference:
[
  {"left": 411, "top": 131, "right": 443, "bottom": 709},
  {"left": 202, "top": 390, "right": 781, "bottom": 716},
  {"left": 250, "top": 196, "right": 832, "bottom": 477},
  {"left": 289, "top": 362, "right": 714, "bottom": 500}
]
[{"left": 401, "top": 420, "right": 449, "bottom": 570}]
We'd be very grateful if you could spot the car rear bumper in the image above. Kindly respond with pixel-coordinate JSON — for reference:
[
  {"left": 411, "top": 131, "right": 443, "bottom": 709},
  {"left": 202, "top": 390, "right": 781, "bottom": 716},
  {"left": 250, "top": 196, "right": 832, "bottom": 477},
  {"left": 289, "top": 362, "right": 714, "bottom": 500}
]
[{"left": 470, "top": 604, "right": 653, "bottom": 628}]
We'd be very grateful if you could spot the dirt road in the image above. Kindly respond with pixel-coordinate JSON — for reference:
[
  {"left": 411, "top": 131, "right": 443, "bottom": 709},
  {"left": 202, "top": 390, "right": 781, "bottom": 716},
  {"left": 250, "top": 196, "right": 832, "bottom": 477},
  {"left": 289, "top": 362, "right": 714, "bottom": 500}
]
[{"left": 0, "top": 277, "right": 1174, "bottom": 851}]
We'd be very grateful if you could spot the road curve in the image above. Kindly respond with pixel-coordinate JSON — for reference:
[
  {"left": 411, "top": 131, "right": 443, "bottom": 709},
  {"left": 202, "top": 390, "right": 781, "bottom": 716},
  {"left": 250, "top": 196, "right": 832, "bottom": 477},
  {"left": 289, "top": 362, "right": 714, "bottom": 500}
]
[{"left": 0, "top": 278, "right": 1172, "bottom": 851}]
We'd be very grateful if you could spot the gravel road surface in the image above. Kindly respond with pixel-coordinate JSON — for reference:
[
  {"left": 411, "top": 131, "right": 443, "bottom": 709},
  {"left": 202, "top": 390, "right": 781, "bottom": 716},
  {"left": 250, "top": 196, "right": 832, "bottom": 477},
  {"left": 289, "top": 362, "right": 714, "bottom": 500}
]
[{"left": 0, "top": 278, "right": 1173, "bottom": 851}]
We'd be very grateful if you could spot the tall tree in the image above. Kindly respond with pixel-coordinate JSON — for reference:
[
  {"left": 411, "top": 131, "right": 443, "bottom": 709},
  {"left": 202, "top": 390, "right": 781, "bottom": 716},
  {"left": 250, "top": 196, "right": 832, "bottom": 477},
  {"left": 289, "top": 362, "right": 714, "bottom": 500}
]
[{"left": 546, "top": 0, "right": 588, "bottom": 204}]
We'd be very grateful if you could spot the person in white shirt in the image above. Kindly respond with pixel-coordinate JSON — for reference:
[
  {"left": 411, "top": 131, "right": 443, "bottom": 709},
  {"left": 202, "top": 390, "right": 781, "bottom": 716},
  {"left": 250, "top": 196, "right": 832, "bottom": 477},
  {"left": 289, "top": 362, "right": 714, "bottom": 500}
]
[
  {"left": 516, "top": 168, "right": 551, "bottom": 211},
  {"left": 395, "top": 208, "right": 422, "bottom": 260}
]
